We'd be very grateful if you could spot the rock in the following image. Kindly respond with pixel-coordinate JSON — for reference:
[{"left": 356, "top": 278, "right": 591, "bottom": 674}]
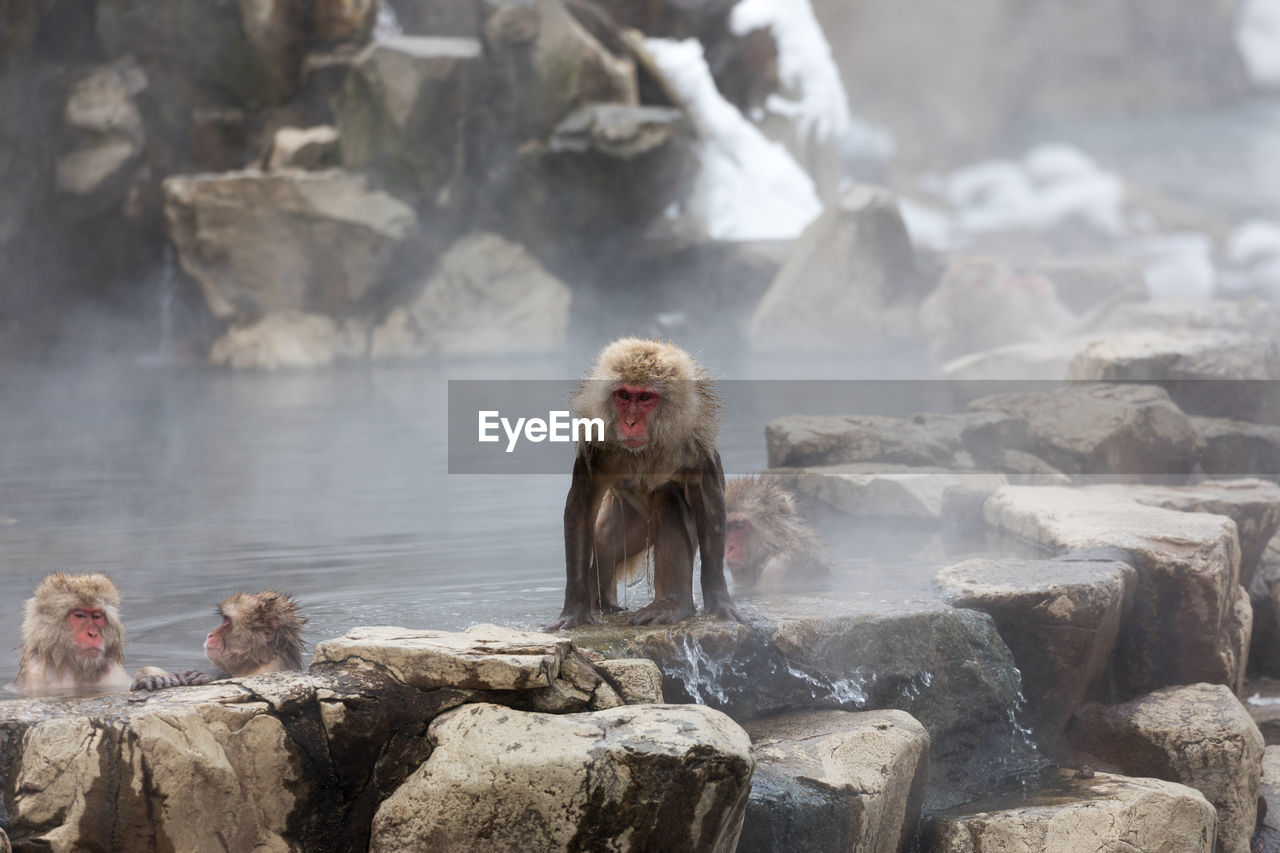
[
  {"left": 369, "top": 232, "right": 571, "bottom": 357},
  {"left": 209, "top": 311, "right": 340, "bottom": 369},
  {"left": 311, "top": 624, "right": 573, "bottom": 691},
  {"left": 313, "top": 0, "right": 377, "bottom": 43},
  {"left": 187, "top": 108, "right": 248, "bottom": 171},
  {"left": 1066, "top": 330, "right": 1280, "bottom": 420},
  {"left": 941, "top": 336, "right": 1096, "bottom": 380},
  {"left": 1096, "top": 298, "right": 1280, "bottom": 340},
  {"left": 985, "top": 485, "right": 1248, "bottom": 698},
  {"left": 334, "top": 36, "right": 483, "bottom": 206},
  {"left": 482, "top": 0, "right": 638, "bottom": 143},
  {"left": 571, "top": 599, "right": 1040, "bottom": 810},
  {"left": 1027, "top": 256, "right": 1148, "bottom": 314},
  {"left": 1260, "top": 747, "right": 1280, "bottom": 849},
  {"left": 96, "top": 0, "right": 305, "bottom": 109},
  {"left": 164, "top": 169, "right": 415, "bottom": 321},
  {"left": 769, "top": 464, "right": 1008, "bottom": 523},
  {"left": 739, "top": 709, "right": 929, "bottom": 853},
  {"left": 394, "top": 0, "right": 481, "bottom": 38},
  {"left": 1194, "top": 416, "right": 1280, "bottom": 480},
  {"left": 969, "top": 383, "right": 1203, "bottom": 476},
  {"left": 368, "top": 702, "right": 754, "bottom": 853},
  {"left": 923, "top": 769, "right": 1216, "bottom": 853},
  {"left": 1254, "top": 547, "right": 1280, "bottom": 679},
  {"left": 747, "top": 185, "right": 927, "bottom": 352},
  {"left": 266, "top": 125, "right": 340, "bottom": 171},
  {"left": 596, "top": 658, "right": 665, "bottom": 704},
  {"left": 765, "top": 412, "right": 1013, "bottom": 469},
  {"left": 1093, "top": 480, "right": 1280, "bottom": 588},
  {"left": 56, "top": 58, "right": 147, "bottom": 198},
  {"left": 936, "top": 558, "right": 1135, "bottom": 743},
  {"left": 1069, "top": 683, "right": 1265, "bottom": 853},
  {"left": 0, "top": 827, "right": 7, "bottom": 853},
  {"left": 505, "top": 103, "right": 695, "bottom": 270},
  {"left": 1245, "top": 680, "right": 1280, "bottom": 745}
]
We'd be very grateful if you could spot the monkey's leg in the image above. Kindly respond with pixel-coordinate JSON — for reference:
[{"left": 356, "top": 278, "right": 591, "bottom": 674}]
[
  {"left": 593, "top": 495, "right": 650, "bottom": 612},
  {"left": 629, "top": 489, "right": 696, "bottom": 625}
]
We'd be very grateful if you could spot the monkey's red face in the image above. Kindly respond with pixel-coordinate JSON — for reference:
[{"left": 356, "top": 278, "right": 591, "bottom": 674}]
[
  {"left": 205, "top": 613, "right": 231, "bottom": 657},
  {"left": 725, "top": 517, "right": 753, "bottom": 569},
  {"left": 613, "top": 385, "right": 660, "bottom": 450},
  {"left": 67, "top": 608, "right": 107, "bottom": 658}
]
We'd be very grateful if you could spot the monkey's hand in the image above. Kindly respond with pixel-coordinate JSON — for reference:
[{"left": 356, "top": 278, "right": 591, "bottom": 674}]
[
  {"left": 131, "top": 668, "right": 214, "bottom": 691},
  {"left": 544, "top": 608, "right": 594, "bottom": 632},
  {"left": 173, "top": 670, "right": 213, "bottom": 686}
]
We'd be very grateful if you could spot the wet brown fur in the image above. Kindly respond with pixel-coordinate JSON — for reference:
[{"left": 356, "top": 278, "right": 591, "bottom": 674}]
[
  {"left": 725, "top": 476, "right": 833, "bottom": 590},
  {"left": 210, "top": 590, "right": 306, "bottom": 674},
  {"left": 18, "top": 572, "right": 125, "bottom": 684}
]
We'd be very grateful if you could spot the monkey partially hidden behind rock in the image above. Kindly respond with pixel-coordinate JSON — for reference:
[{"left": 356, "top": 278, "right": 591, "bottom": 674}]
[
  {"left": 133, "top": 590, "right": 307, "bottom": 690},
  {"left": 725, "top": 476, "right": 834, "bottom": 593}
]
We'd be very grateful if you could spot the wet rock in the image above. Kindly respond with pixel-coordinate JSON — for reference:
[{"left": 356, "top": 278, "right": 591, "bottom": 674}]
[
  {"left": 1066, "top": 331, "right": 1280, "bottom": 421},
  {"left": 1094, "top": 480, "right": 1280, "bottom": 589},
  {"left": 1069, "top": 683, "right": 1265, "bottom": 853},
  {"left": 369, "top": 232, "right": 571, "bottom": 358},
  {"left": 596, "top": 658, "right": 665, "bottom": 704},
  {"left": 1245, "top": 680, "right": 1280, "bottom": 745},
  {"left": 506, "top": 103, "right": 695, "bottom": 272},
  {"left": 367, "top": 702, "right": 754, "bottom": 853},
  {"left": 571, "top": 599, "right": 1039, "bottom": 810},
  {"left": 164, "top": 169, "right": 415, "bottom": 321},
  {"left": 311, "top": 624, "right": 572, "bottom": 691},
  {"left": 265, "top": 125, "right": 340, "bottom": 171},
  {"left": 313, "top": 0, "right": 377, "bottom": 43},
  {"left": 985, "top": 485, "right": 1247, "bottom": 698},
  {"left": 55, "top": 58, "right": 147, "bottom": 199},
  {"left": 1260, "top": 747, "right": 1280, "bottom": 850},
  {"left": 748, "top": 185, "right": 927, "bottom": 352},
  {"left": 334, "top": 36, "right": 483, "bottom": 206},
  {"left": 97, "top": 0, "right": 304, "bottom": 109},
  {"left": 968, "top": 383, "right": 1203, "bottom": 477},
  {"left": 936, "top": 558, "right": 1135, "bottom": 743},
  {"left": 769, "top": 464, "right": 1008, "bottom": 523},
  {"left": 739, "top": 709, "right": 929, "bottom": 853},
  {"left": 1194, "top": 416, "right": 1280, "bottom": 480},
  {"left": 483, "top": 0, "right": 637, "bottom": 143},
  {"left": 209, "top": 311, "right": 343, "bottom": 369},
  {"left": 923, "top": 769, "right": 1216, "bottom": 853}
]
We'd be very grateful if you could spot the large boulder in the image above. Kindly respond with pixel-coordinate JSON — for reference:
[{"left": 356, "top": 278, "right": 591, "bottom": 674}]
[
  {"left": 985, "top": 485, "right": 1248, "bottom": 698},
  {"left": 747, "top": 185, "right": 927, "bottom": 352},
  {"left": 1066, "top": 330, "right": 1280, "bottom": 420},
  {"left": 923, "top": 769, "right": 1216, "bottom": 853},
  {"left": 367, "top": 702, "right": 754, "bottom": 853},
  {"left": 164, "top": 169, "right": 416, "bottom": 321},
  {"left": 968, "top": 384, "right": 1204, "bottom": 477},
  {"left": 768, "top": 465, "right": 1009, "bottom": 523},
  {"left": 209, "top": 311, "right": 349, "bottom": 369},
  {"left": 333, "top": 36, "right": 484, "bottom": 207},
  {"left": 370, "top": 232, "right": 571, "bottom": 358},
  {"left": 1069, "top": 683, "right": 1265, "bottom": 853},
  {"left": 936, "top": 557, "right": 1135, "bottom": 743},
  {"left": 764, "top": 412, "right": 1011, "bottom": 469},
  {"left": 739, "top": 709, "right": 929, "bottom": 853},
  {"left": 571, "top": 599, "right": 1040, "bottom": 810},
  {"left": 1259, "top": 746, "right": 1280, "bottom": 850},
  {"left": 1193, "top": 415, "right": 1280, "bottom": 479}
]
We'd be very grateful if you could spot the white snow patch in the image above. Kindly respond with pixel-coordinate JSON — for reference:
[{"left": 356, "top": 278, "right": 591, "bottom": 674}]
[
  {"left": 1122, "top": 232, "right": 1217, "bottom": 300},
  {"left": 1226, "top": 218, "right": 1280, "bottom": 264},
  {"left": 646, "top": 37, "right": 822, "bottom": 241},
  {"left": 1238, "top": 0, "right": 1280, "bottom": 87},
  {"left": 729, "top": 0, "right": 851, "bottom": 142}
]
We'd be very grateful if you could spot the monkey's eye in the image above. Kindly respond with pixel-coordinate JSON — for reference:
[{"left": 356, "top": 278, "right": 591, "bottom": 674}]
[
  {"left": 727, "top": 519, "right": 748, "bottom": 532},
  {"left": 637, "top": 392, "right": 652, "bottom": 403},
  {"left": 616, "top": 389, "right": 630, "bottom": 401}
]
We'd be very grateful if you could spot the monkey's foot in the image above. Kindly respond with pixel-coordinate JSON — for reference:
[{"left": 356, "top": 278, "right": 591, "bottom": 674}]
[
  {"left": 628, "top": 599, "right": 695, "bottom": 625},
  {"left": 705, "top": 597, "right": 749, "bottom": 625},
  {"left": 544, "top": 609, "right": 595, "bottom": 632},
  {"left": 597, "top": 601, "right": 625, "bottom": 614}
]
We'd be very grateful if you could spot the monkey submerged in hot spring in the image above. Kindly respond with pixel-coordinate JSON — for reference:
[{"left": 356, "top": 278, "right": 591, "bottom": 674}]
[
  {"left": 724, "top": 475, "right": 834, "bottom": 593},
  {"left": 546, "top": 338, "right": 745, "bottom": 630}
]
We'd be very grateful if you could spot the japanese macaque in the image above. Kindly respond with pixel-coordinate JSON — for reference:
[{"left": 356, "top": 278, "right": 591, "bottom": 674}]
[
  {"left": 204, "top": 590, "right": 306, "bottom": 677},
  {"left": 132, "top": 591, "right": 305, "bottom": 690},
  {"left": 918, "top": 257, "right": 1079, "bottom": 363},
  {"left": 725, "top": 476, "right": 834, "bottom": 592},
  {"left": 546, "top": 338, "right": 745, "bottom": 630},
  {"left": 14, "top": 573, "right": 133, "bottom": 696}
]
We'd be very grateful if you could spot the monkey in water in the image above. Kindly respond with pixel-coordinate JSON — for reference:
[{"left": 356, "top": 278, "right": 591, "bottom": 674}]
[
  {"left": 725, "top": 476, "right": 834, "bottom": 592},
  {"left": 133, "top": 590, "right": 306, "bottom": 689},
  {"left": 546, "top": 338, "right": 745, "bottom": 630}
]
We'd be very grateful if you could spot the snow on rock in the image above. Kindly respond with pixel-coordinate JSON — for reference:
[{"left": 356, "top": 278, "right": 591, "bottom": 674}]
[
  {"left": 646, "top": 37, "right": 821, "bottom": 241},
  {"left": 1238, "top": 0, "right": 1280, "bottom": 88}
]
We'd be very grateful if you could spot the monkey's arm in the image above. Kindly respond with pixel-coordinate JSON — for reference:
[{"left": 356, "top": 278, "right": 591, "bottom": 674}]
[
  {"left": 131, "top": 666, "right": 215, "bottom": 691},
  {"left": 546, "top": 454, "right": 606, "bottom": 631},
  {"left": 692, "top": 451, "right": 747, "bottom": 624}
]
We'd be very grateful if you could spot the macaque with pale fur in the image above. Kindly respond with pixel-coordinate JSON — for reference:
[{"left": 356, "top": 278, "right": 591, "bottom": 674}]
[
  {"left": 13, "top": 573, "right": 134, "bottom": 696},
  {"left": 725, "top": 476, "right": 834, "bottom": 592},
  {"left": 547, "top": 338, "right": 744, "bottom": 630},
  {"left": 132, "top": 590, "right": 306, "bottom": 690}
]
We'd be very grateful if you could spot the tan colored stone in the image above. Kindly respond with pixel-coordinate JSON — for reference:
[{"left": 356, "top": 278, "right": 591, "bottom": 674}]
[
  {"left": 209, "top": 312, "right": 338, "bottom": 370},
  {"left": 596, "top": 657, "right": 665, "bottom": 704}
]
